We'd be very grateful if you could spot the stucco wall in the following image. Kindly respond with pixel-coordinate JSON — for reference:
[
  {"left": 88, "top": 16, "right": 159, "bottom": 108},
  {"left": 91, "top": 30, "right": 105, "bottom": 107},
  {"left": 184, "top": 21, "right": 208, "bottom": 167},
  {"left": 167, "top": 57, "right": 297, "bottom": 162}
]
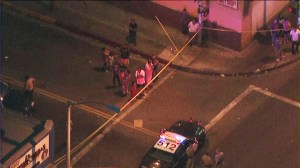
[
  {"left": 208, "top": 1, "right": 243, "bottom": 32},
  {"left": 251, "top": 0, "right": 289, "bottom": 35}
]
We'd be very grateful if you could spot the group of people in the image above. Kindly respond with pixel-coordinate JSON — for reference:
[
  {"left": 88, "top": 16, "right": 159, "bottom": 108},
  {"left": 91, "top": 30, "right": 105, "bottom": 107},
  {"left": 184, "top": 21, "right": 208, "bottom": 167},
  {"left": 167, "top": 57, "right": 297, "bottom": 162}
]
[
  {"left": 200, "top": 149, "right": 224, "bottom": 168},
  {"left": 101, "top": 44, "right": 159, "bottom": 99},
  {"left": 185, "top": 142, "right": 224, "bottom": 168},
  {"left": 180, "top": 1, "right": 209, "bottom": 47},
  {"left": 270, "top": 14, "right": 299, "bottom": 61}
]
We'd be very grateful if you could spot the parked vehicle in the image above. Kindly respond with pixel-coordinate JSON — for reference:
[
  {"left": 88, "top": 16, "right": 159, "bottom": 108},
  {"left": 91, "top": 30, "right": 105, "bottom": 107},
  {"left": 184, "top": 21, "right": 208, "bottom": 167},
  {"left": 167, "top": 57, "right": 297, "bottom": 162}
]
[{"left": 1, "top": 80, "right": 35, "bottom": 116}]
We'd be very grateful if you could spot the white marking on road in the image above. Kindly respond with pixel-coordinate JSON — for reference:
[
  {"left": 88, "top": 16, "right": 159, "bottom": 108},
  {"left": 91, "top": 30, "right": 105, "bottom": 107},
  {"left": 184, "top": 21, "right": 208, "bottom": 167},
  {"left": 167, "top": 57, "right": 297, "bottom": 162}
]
[
  {"left": 204, "top": 85, "right": 254, "bottom": 131},
  {"left": 250, "top": 85, "right": 300, "bottom": 108},
  {"left": 205, "top": 84, "right": 300, "bottom": 131},
  {"left": 71, "top": 71, "right": 174, "bottom": 166}
]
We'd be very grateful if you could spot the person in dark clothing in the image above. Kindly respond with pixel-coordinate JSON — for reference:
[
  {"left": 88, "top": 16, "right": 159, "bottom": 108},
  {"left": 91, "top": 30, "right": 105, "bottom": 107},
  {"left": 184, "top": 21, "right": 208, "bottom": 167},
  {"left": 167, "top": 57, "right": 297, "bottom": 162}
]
[
  {"left": 112, "top": 63, "right": 121, "bottom": 87},
  {"left": 179, "top": 8, "right": 189, "bottom": 35},
  {"left": 101, "top": 48, "right": 110, "bottom": 72},
  {"left": 119, "top": 43, "right": 130, "bottom": 67},
  {"left": 128, "top": 19, "right": 137, "bottom": 45}
]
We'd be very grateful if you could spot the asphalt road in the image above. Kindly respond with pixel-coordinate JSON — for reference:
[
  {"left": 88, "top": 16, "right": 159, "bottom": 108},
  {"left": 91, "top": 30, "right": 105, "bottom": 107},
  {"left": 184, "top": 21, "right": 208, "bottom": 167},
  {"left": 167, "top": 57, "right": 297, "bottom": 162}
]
[{"left": 2, "top": 8, "right": 299, "bottom": 168}]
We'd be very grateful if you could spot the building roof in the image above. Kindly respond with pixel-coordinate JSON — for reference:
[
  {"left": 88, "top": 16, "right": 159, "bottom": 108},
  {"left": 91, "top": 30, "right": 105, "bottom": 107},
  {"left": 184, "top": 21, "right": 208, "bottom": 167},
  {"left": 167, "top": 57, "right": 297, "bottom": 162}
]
[{"left": 0, "top": 108, "right": 42, "bottom": 164}]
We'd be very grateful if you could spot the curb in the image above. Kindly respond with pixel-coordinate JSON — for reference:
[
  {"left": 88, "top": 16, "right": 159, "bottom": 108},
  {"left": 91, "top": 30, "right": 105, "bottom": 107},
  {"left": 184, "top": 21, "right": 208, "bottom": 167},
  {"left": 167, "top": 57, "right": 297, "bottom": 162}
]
[{"left": 2, "top": 1, "right": 299, "bottom": 77}]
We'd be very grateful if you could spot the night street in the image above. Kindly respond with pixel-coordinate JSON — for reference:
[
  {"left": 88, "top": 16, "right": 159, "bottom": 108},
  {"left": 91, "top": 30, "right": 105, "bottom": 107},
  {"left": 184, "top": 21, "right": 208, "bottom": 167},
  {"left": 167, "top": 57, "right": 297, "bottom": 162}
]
[{"left": 1, "top": 2, "right": 299, "bottom": 168}]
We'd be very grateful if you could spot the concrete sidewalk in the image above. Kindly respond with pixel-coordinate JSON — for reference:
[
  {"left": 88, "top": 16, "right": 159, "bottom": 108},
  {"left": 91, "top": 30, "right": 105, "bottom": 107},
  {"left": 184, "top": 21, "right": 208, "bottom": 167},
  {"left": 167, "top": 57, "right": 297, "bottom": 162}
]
[{"left": 2, "top": 1, "right": 299, "bottom": 76}]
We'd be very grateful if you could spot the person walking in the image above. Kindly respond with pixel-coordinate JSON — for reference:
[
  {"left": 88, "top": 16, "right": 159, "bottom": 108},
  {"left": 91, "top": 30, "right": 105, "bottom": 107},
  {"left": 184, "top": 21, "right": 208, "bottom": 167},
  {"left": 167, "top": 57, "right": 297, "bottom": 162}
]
[
  {"left": 112, "top": 63, "right": 121, "bottom": 87},
  {"left": 128, "top": 19, "right": 137, "bottom": 45},
  {"left": 179, "top": 8, "right": 190, "bottom": 35},
  {"left": 289, "top": 26, "right": 300, "bottom": 55},
  {"left": 145, "top": 59, "right": 154, "bottom": 85},
  {"left": 24, "top": 75, "right": 35, "bottom": 101},
  {"left": 187, "top": 19, "right": 200, "bottom": 46},
  {"left": 214, "top": 149, "right": 224, "bottom": 168},
  {"left": 119, "top": 43, "right": 131, "bottom": 67}
]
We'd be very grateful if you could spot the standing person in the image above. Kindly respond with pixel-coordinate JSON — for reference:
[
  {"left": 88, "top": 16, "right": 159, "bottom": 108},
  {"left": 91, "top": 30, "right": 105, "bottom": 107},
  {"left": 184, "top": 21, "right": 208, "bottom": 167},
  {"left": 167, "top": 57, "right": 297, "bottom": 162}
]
[
  {"left": 151, "top": 55, "right": 159, "bottom": 78},
  {"left": 130, "top": 81, "right": 137, "bottom": 100},
  {"left": 128, "top": 19, "right": 137, "bottom": 45},
  {"left": 112, "top": 63, "right": 121, "bottom": 87},
  {"left": 119, "top": 43, "right": 130, "bottom": 67},
  {"left": 214, "top": 149, "right": 224, "bottom": 168},
  {"left": 187, "top": 19, "right": 200, "bottom": 46},
  {"left": 274, "top": 35, "right": 282, "bottom": 61},
  {"left": 24, "top": 75, "right": 35, "bottom": 101},
  {"left": 101, "top": 48, "right": 110, "bottom": 72},
  {"left": 270, "top": 19, "right": 279, "bottom": 46},
  {"left": 282, "top": 18, "right": 291, "bottom": 44},
  {"left": 201, "top": 151, "right": 213, "bottom": 168},
  {"left": 145, "top": 59, "right": 154, "bottom": 85},
  {"left": 277, "top": 14, "right": 284, "bottom": 36},
  {"left": 135, "top": 67, "right": 146, "bottom": 95},
  {"left": 179, "top": 8, "right": 190, "bottom": 35},
  {"left": 119, "top": 68, "right": 131, "bottom": 96},
  {"left": 290, "top": 26, "right": 300, "bottom": 55},
  {"left": 185, "top": 139, "right": 198, "bottom": 168}
]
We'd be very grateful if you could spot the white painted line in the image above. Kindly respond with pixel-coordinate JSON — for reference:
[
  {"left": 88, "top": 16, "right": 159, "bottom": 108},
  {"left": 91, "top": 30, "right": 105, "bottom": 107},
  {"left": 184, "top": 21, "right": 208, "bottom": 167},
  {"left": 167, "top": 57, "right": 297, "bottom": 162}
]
[
  {"left": 251, "top": 85, "right": 300, "bottom": 108},
  {"left": 71, "top": 71, "right": 174, "bottom": 166},
  {"left": 205, "top": 84, "right": 300, "bottom": 132},
  {"left": 204, "top": 85, "right": 254, "bottom": 131}
]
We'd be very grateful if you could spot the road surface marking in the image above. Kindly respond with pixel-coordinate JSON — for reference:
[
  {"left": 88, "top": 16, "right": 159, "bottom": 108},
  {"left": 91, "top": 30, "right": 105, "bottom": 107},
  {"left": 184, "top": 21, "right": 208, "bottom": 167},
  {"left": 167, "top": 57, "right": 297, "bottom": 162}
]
[
  {"left": 204, "top": 85, "right": 254, "bottom": 131},
  {"left": 205, "top": 84, "right": 300, "bottom": 131},
  {"left": 70, "top": 71, "right": 173, "bottom": 166},
  {"left": 250, "top": 85, "right": 300, "bottom": 108}
]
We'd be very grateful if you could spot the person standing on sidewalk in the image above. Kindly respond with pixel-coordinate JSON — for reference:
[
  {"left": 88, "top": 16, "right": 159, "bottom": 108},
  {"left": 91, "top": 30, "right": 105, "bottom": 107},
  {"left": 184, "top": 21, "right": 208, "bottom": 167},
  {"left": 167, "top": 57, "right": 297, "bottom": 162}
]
[
  {"left": 24, "top": 75, "right": 35, "bottom": 101},
  {"left": 179, "top": 8, "right": 190, "bottom": 35},
  {"left": 274, "top": 35, "right": 282, "bottom": 61},
  {"left": 187, "top": 19, "right": 200, "bottom": 46},
  {"left": 270, "top": 19, "right": 279, "bottom": 46},
  {"left": 289, "top": 26, "right": 300, "bottom": 55},
  {"left": 128, "top": 19, "right": 137, "bottom": 45},
  {"left": 282, "top": 18, "right": 291, "bottom": 45}
]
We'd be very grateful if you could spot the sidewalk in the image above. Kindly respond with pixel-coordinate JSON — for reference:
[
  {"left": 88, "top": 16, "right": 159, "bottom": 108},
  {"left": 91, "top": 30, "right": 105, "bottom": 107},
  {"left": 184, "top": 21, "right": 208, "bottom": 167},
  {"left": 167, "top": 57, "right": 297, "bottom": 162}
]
[{"left": 2, "top": 1, "right": 299, "bottom": 76}]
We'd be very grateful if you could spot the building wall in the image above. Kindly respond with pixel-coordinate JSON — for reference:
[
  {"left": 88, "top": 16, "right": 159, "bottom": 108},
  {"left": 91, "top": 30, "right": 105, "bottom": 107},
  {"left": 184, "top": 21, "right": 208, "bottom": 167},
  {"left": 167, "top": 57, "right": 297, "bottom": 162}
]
[
  {"left": 251, "top": 0, "right": 289, "bottom": 36},
  {"left": 153, "top": 0, "right": 290, "bottom": 51}
]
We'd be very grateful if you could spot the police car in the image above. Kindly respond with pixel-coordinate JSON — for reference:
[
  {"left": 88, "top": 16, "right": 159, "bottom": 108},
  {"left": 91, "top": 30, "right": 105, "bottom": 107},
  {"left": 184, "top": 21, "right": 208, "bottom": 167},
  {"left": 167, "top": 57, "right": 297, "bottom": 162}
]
[{"left": 139, "top": 119, "right": 206, "bottom": 168}]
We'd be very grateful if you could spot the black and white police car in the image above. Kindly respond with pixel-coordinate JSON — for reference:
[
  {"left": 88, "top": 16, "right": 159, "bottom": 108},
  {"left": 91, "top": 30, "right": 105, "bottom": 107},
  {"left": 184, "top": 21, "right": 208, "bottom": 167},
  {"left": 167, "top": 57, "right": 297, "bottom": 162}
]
[{"left": 139, "top": 119, "right": 206, "bottom": 168}]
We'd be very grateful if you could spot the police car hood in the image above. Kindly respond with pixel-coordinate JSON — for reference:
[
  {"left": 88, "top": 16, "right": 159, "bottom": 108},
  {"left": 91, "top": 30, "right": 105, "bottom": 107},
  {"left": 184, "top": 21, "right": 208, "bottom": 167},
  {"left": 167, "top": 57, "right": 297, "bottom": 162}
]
[{"left": 140, "top": 155, "right": 172, "bottom": 168}]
